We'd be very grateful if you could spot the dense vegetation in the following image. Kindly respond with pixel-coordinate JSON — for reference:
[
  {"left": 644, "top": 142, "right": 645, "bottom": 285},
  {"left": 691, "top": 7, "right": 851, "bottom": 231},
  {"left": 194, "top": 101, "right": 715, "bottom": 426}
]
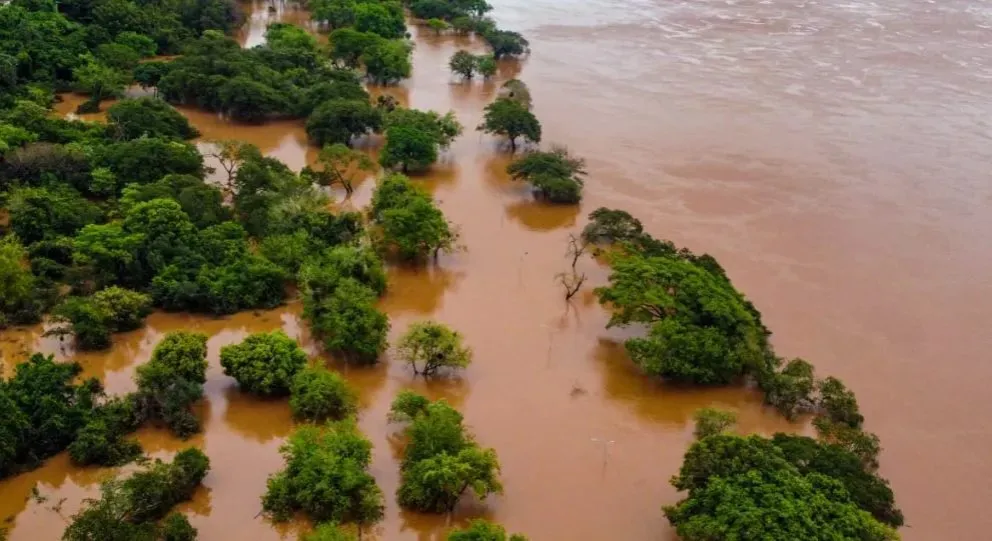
[
  {"left": 0, "top": 0, "right": 906, "bottom": 537},
  {"left": 388, "top": 391, "right": 503, "bottom": 513},
  {"left": 262, "top": 420, "right": 384, "bottom": 534},
  {"left": 62, "top": 448, "right": 209, "bottom": 541}
]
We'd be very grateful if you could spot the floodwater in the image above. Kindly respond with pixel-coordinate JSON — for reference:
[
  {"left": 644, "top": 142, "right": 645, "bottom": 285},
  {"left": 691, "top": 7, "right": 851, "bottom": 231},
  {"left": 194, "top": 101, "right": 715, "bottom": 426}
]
[{"left": 8, "top": 0, "right": 992, "bottom": 539}]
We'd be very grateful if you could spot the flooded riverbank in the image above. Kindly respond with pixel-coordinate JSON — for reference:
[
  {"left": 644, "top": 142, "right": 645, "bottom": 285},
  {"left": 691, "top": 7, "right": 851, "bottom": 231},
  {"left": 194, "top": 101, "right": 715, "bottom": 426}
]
[{"left": 6, "top": 0, "right": 992, "bottom": 539}]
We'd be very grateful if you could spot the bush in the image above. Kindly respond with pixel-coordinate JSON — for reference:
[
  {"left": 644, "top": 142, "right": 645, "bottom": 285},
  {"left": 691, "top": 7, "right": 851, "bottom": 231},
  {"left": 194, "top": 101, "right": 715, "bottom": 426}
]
[
  {"left": 262, "top": 421, "right": 384, "bottom": 526},
  {"left": 304, "top": 278, "right": 389, "bottom": 365},
  {"left": 68, "top": 396, "right": 143, "bottom": 467},
  {"left": 289, "top": 366, "right": 357, "bottom": 422},
  {"left": 396, "top": 321, "right": 472, "bottom": 377},
  {"left": 49, "top": 287, "right": 152, "bottom": 350},
  {"left": 220, "top": 331, "right": 308, "bottom": 396},
  {"left": 306, "top": 100, "right": 382, "bottom": 147},
  {"left": 107, "top": 98, "right": 200, "bottom": 141},
  {"left": 447, "top": 520, "right": 529, "bottom": 541},
  {"left": 133, "top": 332, "right": 208, "bottom": 438}
]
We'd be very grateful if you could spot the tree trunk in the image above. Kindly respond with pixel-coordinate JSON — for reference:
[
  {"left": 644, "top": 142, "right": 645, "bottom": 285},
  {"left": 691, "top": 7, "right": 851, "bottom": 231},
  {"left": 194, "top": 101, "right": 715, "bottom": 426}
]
[{"left": 509, "top": 136, "right": 517, "bottom": 152}]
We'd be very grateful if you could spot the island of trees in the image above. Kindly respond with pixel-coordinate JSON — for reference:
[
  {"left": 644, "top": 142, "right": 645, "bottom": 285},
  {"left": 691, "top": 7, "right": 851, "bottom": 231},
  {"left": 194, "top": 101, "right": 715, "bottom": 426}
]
[{"left": 0, "top": 0, "right": 903, "bottom": 539}]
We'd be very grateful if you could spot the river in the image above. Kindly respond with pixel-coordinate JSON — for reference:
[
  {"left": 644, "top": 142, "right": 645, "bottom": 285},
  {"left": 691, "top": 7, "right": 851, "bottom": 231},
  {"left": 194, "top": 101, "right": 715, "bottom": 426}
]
[{"left": 6, "top": 0, "right": 992, "bottom": 539}]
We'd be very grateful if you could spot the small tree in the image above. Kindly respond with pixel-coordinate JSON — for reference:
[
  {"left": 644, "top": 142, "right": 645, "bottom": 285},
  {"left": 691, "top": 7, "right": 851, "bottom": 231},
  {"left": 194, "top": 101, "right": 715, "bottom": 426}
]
[
  {"left": 396, "top": 321, "right": 472, "bottom": 377},
  {"left": 506, "top": 146, "right": 586, "bottom": 203},
  {"left": 306, "top": 100, "right": 383, "bottom": 147},
  {"left": 262, "top": 421, "right": 384, "bottom": 528},
  {"left": 72, "top": 58, "right": 128, "bottom": 112},
  {"left": 312, "top": 143, "right": 375, "bottom": 196},
  {"left": 478, "top": 97, "right": 541, "bottom": 151},
  {"left": 305, "top": 279, "right": 390, "bottom": 365},
  {"left": 133, "top": 332, "right": 209, "bottom": 438},
  {"left": 379, "top": 124, "right": 439, "bottom": 173},
  {"left": 289, "top": 366, "right": 358, "bottom": 422},
  {"left": 303, "top": 523, "right": 356, "bottom": 541},
  {"left": 207, "top": 140, "right": 256, "bottom": 190},
  {"left": 477, "top": 55, "right": 497, "bottom": 79},
  {"left": 397, "top": 446, "right": 502, "bottom": 513},
  {"left": 220, "top": 331, "right": 308, "bottom": 397},
  {"left": 107, "top": 98, "right": 200, "bottom": 141},
  {"left": 449, "top": 50, "right": 477, "bottom": 80},
  {"left": 447, "top": 520, "right": 529, "bottom": 541},
  {"left": 693, "top": 408, "right": 737, "bottom": 439},
  {"left": 427, "top": 18, "right": 450, "bottom": 35}
]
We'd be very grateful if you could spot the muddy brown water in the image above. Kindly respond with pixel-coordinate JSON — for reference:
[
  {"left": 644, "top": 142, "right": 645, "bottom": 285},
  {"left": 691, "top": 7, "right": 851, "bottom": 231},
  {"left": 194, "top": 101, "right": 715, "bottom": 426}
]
[{"left": 9, "top": 0, "right": 992, "bottom": 539}]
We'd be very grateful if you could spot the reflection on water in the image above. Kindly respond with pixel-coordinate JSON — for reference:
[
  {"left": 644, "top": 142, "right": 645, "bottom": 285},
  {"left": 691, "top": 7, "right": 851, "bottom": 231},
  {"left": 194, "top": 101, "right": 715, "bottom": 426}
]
[{"left": 8, "top": 0, "right": 991, "bottom": 538}]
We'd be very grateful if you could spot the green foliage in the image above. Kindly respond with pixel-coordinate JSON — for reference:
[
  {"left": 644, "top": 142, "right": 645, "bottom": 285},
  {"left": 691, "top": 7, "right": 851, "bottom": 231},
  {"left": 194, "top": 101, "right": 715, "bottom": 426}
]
[
  {"left": 0, "top": 123, "right": 37, "bottom": 154},
  {"left": 72, "top": 58, "right": 129, "bottom": 104},
  {"left": 49, "top": 287, "right": 152, "bottom": 350},
  {"left": 298, "top": 77, "right": 369, "bottom": 117},
  {"left": 120, "top": 174, "right": 231, "bottom": 229},
  {"left": 1, "top": 142, "right": 92, "bottom": 191},
  {"left": 671, "top": 434, "right": 903, "bottom": 528},
  {"left": 427, "top": 18, "right": 450, "bottom": 35},
  {"left": 506, "top": 146, "right": 586, "bottom": 203},
  {"left": 389, "top": 393, "right": 502, "bottom": 513},
  {"left": 692, "top": 407, "right": 736, "bottom": 439},
  {"left": 449, "top": 50, "right": 477, "bottom": 79},
  {"left": 354, "top": 2, "right": 406, "bottom": 39},
  {"left": 478, "top": 97, "right": 541, "bottom": 150},
  {"left": 7, "top": 185, "right": 102, "bottom": 244},
  {"left": 63, "top": 448, "right": 210, "bottom": 541},
  {"left": 95, "top": 43, "right": 141, "bottom": 72},
  {"left": 329, "top": 28, "right": 380, "bottom": 69},
  {"left": 71, "top": 222, "right": 145, "bottom": 289},
  {"left": 380, "top": 124, "right": 438, "bottom": 172},
  {"left": 304, "top": 278, "right": 389, "bottom": 364},
  {"left": 306, "top": 99, "right": 383, "bottom": 147},
  {"left": 107, "top": 98, "right": 200, "bottom": 141},
  {"left": 289, "top": 366, "right": 357, "bottom": 422},
  {"left": 98, "top": 138, "right": 205, "bottom": 187},
  {"left": 665, "top": 466, "right": 899, "bottom": 541},
  {"left": 397, "top": 446, "right": 503, "bottom": 513},
  {"left": 0, "top": 354, "right": 99, "bottom": 478},
  {"left": 362, "top": 38, "right": 412, "bottom": 84},
  {"left": 302, "top": 523, "right": 355, "bottom": 541},
  {"left": 159, "top": 513, "right": 197, "bottom": 541},
  {"left": 761, "top": 358, "right": 816, "bottom": 419},
  {"left": 595, "top": 250, "right": 769, "bottom": 384},
  {"left": 220, "top": 331, "right": 308, "bottom": 396},
  {"left": 310, "top": 143, "right": 375, "bottom": 196},
  {"left": 299, "top": 245, "right": 388, "bottom": 298},
  {"left": 369, "top": 174, "right": 457, "bottom": 260},
  {"left": 0, "top": 237, "right": 48, "bottom": 326},
  {"left": 476, "top": 55, "right": 497, "bottom": 79},
  {"left": 68, "top": 396, "right": 143, "bottom": 467},
  {"left": 262, "top": 421, "right": 384, "bottom": 528},
  {"left": 310, "top": 0, "right": 358, "bottom": 30},
  {"left": 816, "top": 376, "right": 864, "bottom": 429},
  {"left": 581, "top": 207, "right": 645, "bottom": 245},
  {"left": 134, "top": 332, "right": 208, "bottom": 438},
  {"left": 115, "top": 32, "right": 158, "bottom": 58},
  {"left": 396, "top": 321, "right": 472, "bottom": 377},
  {"left": 482, "top": 29, "right": 529, "bottom": 59},
  {"left": 133, "top": 62, "right": 171, "bottom": 90},
  {"left": 447, "top": 520, "right": 528, "bottom": 541}
]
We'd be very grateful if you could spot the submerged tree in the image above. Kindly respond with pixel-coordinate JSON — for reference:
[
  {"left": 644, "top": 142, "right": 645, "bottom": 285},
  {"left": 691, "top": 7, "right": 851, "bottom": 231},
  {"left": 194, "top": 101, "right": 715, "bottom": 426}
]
[
  {"left": 309, "top": 143, "right": 375, "bottom": 196},
  {"left": 478, "top": 97, "right": 541, "bottom": 151},
  {"left": 692, "top": 407, "right": 737, "bottom": 439},
  {"left": 447, "top": 520, "right": 529, "bottom": 541},
  {"left": 133, "top": 332, "right": 209, "bottom": 438},
  {"left": 507, "top": 145, "right": 586, "bottom": 203},
  {"left": 289, "top": 366, "right": 358, "bottom": 422},
  {"left": 449, "top": 50, "right": 477, "bottom": 80},
  {"left": 220, "top": 331, "right": 308, "bottom": 397},
  {"left": 396, "top": 321, "right": 472, "bottom": 377}
]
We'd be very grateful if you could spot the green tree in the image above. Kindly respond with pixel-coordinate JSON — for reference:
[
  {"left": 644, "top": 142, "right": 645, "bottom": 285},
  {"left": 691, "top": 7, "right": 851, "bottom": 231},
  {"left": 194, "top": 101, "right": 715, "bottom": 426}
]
[
  {"left": 816, "top": 376, "right": 864, "bottom": 429},
  {"left": 217, "top": 76, "right": 286, "bottom": 123},
  {"left": 133, "top": 332, "right": 208, "bottom": 438},
  {"left": 762, "top": 358, "right": 816, "bottom": 420},
  {"left": 378, "top": 191, "right": 458, "bottom": 260},
  {"left": 449, "top": 50, "right": 477, "bottom": 80},
  {"left": 262, "top": 421, "right": 384, "bottom": 529},
  {"left": 594, "top": 251, "right": 768, "bottom": 384},
  {"left": 107, "top": 98, "right": 200, "bottom": 141},
  {"left": 385, "top": 108, "right": 462, "bottom": 148},
  {"left": 298, "top": 78, "right": 370, "bottom": 116},
  {"left": 664, "top": 467, "right": 899, "bottom": 541},
  {"left": 120, "top": 174, "right": 231, "bottom": 229},
  {"left": 95, "top": 43, "right": 141, "bottom": 72},
  {"left": 506, "top": 146, "right": 586, "bottom": 203},
  {"left": 67, "top": 396, "right": 143, "bottom": 467},
  {"left": 362, "top": 39, "right": 412, "bottom": 84},
  {"left": 482, "top": 30, "right": 528, "bottom": 59},
  {"left": 380, "top": 124, "right": 438, "bottom": 172},
  {"left": 329, "top": 28, "right": 380, "bottom": 69},
  {"left": 354, "top": 2, "right": 406, "bottom": 39},
  {"left": 220, "top": 331, "right": 308, "bottom": 396},
  {"left": 48, "top": 287, "right": 152, "bottom": 350},
  {"left": 98, "top": 138, "right": 204, "bottom": 186},
  {"left": 71, "top": 223, "right": 145, "bottom": 289},
  {"left": 427, "top": 18, "right": 450, "bottom": 35},
  {"left": 478, "top": 97, "right": 541, "bottom": 151},
  {"left": 306, "top": 99, "right": 383, "bottom": 147},
  {"left": 310, "top": 0, "right": 358, "bottom": 29},
  {"left": 447, "top": 520, "right": 528, "bottom": 541},
  {"left": 7, "top": 185, "right": 102, "bottom": 244},
  {"left": 692, "top": 407, "right": 736, "bottom": 439},
  {"left": 63, "top": 448, "right": 210, "bottom": 541},
  {"left": 476, "top": 55, "right": 497, "bottom": 79},
  {"left": 311, "top": 143, "right": 375, "bottom": 196},
  {"left": 304, "top": 278, "right": 389, "bottom": 365},
  {"left": 580, "top": 207, "right": 645, "bottom": 245},
  {"left": 299, "top": 244, "right": 388, "bottom": 298},
  {"left": 115, "top": 32, "right": 158, "bottom": 57},
  {"left": 397, "top": 446, "right": 503, "bottom": 513},
  {"left": 72, "top": 59, "right": 129, "bottom": 110},
  {"left": 289, "top": 366, "right": 357, "bottom": 422},
  {"left": 123, "top": 198, "right": 198, "bottom": 281},
  {"left": 302, "top": 523, "right": 355, "bottom": 541},
  {"left": 396, "top": 321, "right": 472, "bottom": 377},
  {"left": 133, "top": 62, "right": 172, "bottom": 91}
]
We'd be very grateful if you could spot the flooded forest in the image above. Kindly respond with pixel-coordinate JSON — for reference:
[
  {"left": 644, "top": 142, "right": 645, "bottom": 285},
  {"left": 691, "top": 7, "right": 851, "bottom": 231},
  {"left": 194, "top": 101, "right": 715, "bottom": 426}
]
[{"left": 1, "top": 0, "right": 990, "bottom": 540}]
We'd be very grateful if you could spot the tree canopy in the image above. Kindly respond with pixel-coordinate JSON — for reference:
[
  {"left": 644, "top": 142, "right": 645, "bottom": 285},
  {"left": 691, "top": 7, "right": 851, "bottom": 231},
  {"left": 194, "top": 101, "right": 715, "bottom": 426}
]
[
  {"left": 289, "top": 366, "right": 358, "bottom": 422},
  {"left": 396, "top": 321, "right": 472, "bottom": 377},
  {"left": 262, "top": 421, "right": 384, "bottom": 530},
  {"left": 478, "top": 97, "right": 541, "bottom": 151},
  {"left": 506, "top": 146, "right": 586, "bottom": 203},
  {"left": 369, "top": 174, "right": 458, "bottom": 260},
  {"left": 220, "top": 331, "right": 308, "bottom": 397}
]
